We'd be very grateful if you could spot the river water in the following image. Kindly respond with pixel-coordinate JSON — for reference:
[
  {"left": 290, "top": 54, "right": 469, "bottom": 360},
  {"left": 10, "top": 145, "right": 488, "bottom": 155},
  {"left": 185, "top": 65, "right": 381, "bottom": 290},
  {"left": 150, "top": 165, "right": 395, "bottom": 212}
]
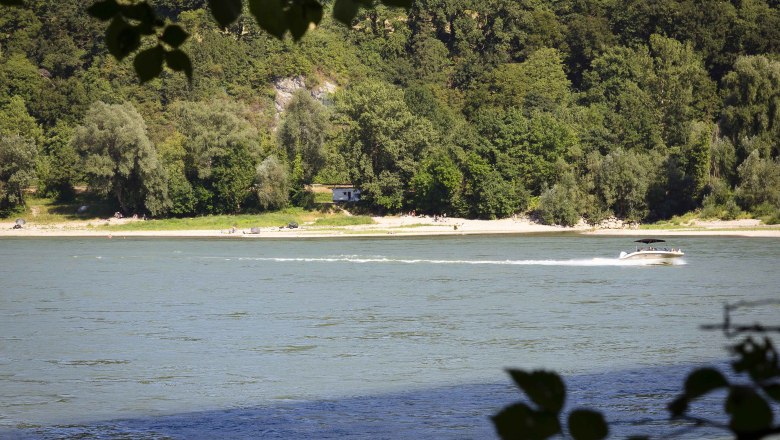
[{"left": 1, "top": 235, "right": 778, "bottom": 439}]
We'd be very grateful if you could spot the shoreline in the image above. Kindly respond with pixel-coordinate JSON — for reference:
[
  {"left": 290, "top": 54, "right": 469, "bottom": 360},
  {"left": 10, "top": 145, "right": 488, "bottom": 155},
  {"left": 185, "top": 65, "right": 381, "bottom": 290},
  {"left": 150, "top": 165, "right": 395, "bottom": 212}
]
[{"left": 1, "top": 216, "right": 779, "bottom": 238}]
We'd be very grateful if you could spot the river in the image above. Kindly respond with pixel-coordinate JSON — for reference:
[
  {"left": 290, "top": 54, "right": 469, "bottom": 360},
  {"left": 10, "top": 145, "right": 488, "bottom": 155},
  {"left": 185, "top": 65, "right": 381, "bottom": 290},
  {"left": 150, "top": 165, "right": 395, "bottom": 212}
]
[{"left": 1, "top": 235, "right": 778, "bottom": 438}]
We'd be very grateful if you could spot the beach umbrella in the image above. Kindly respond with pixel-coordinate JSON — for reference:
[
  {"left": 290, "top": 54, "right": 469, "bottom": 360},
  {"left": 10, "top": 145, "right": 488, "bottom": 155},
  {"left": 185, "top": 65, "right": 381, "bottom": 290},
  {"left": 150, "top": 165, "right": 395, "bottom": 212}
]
[{"left": 15, "top": 218, "right": 25, "bottom": 226}]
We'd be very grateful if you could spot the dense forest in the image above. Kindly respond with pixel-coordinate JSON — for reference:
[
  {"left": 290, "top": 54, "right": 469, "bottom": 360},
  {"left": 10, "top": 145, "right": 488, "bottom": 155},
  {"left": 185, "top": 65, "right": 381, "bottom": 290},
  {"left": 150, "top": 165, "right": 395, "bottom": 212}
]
[{"left": 1, "top": 0, "right": 780, "bottom": 224}]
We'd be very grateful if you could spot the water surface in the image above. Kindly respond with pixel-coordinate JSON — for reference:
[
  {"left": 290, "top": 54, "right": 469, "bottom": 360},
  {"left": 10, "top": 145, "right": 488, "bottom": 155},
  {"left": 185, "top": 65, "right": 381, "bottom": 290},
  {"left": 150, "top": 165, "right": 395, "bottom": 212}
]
[{"left": 1, "top": 235, "right": 777, "bottom": 438}]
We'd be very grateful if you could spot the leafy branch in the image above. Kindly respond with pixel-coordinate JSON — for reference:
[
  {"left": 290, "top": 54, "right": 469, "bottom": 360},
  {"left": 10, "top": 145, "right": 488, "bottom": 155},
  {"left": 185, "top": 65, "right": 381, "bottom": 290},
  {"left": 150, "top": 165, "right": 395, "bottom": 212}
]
[{"left": 494, "top": 300, "right": 780, "bottom": 440}]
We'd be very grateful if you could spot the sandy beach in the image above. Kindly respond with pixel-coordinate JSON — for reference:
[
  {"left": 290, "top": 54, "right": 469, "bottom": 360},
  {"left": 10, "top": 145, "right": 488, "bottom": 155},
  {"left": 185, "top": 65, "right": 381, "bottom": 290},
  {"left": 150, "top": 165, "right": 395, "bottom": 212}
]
[{"left": 1, "top": 215, "right": 779, "bottom": 238}]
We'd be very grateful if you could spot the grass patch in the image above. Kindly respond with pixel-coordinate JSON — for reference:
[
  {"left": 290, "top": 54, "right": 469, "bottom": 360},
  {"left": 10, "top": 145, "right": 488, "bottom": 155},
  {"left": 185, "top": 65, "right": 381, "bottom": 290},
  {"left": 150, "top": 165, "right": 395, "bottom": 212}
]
[
  {"left": 312, "top": 215, "right": 374, "bottom": 226},
  {"left": 314, "top": 192, "right": 333, "bottom": 204},
  {"left": 100, "top": 209, "right": 315, "bottom": 231},
  {"left": 12, "top": 196, "right": 117, "bottom": 224}
]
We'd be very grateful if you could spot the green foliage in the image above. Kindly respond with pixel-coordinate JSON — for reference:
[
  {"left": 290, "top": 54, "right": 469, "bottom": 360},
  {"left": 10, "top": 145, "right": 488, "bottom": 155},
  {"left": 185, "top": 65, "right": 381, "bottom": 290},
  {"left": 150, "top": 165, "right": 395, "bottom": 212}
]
[
  {"left": 277, "top": 90, "right": 329, "bottom": 183},
  {"left": 721, "top": 56, "right": 780, "bottom": 159},
  {"left": 0, "top": 95, "right": 42, "bottom": 142},
  {"left": 701, "top": 178, "right": 741, "bottom": 220},
  {"left": 37, "top": 122, "right": 80, "bottom": 201},
  {"left": 736, "top": 150, "right": 780, "bottom": 211},
  {"left": 411, "top": 150, "right": 463, "bottom": 215},
  {"left": 591, "top": 149, "right": 651, "bottom": 221},
  {"left": 3, "top": 0, "right": 780, "bottom": 221},
  {"left": 459, "top": 152, "right": 525, "bottom": 219},
  {"left": 536, "top": 171, "right": 581, "bottom": 227},
  {"left": 254, "top": 155, "right": 289, "bottom": 211},
  {"left": 336, "top": 81, "right": 436, "bottom": 211},
  {"left": 71, "top": 101, "right": 170, "bottom": 216},
  {"left": 0, "top": 134, "right": 37, "bottom": 216},
  {"left": 88, "top": 0, "right": 193, "bottom": 81}
]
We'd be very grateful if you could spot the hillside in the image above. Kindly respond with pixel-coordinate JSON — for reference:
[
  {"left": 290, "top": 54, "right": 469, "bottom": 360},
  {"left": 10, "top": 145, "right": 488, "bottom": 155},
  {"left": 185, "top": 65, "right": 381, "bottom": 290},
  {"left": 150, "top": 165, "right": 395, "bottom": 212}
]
[{"left": 1, "top": 0, "right": 780, "bottom": 224}]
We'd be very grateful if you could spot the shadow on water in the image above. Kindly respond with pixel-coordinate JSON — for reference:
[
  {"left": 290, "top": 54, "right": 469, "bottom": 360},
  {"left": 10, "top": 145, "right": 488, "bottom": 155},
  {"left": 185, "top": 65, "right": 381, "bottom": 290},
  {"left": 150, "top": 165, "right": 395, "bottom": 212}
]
[{"left": 2, "top": 362, "right": 729, "bottom": 440}]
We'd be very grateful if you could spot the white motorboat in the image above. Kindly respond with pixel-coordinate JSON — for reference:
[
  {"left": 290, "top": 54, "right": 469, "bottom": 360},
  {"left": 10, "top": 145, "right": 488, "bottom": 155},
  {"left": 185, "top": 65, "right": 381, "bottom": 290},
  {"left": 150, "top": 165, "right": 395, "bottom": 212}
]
[{"left": 619, "top": 238, "right": 684, "bottom": 260}]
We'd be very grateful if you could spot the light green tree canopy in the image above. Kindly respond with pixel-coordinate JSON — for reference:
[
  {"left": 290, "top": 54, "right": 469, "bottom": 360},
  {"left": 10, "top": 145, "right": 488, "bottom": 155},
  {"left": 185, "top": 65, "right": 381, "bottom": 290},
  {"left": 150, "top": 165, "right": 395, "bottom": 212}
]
[
  {"left": 254, "top": 155, "right": 289, "bottom": 211},
  {"left": 0, "top": 133, "right": 37, "bottom": 215},
  {"left": 71, "top": 101, "right": 170, "bottom": 216}
]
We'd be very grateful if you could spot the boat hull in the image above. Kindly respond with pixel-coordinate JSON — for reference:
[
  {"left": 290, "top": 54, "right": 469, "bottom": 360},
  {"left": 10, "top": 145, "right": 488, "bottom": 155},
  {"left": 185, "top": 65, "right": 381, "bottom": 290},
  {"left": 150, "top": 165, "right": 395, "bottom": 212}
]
[{"left": 619, "top": 250, "right": 684, "bottom": 260}]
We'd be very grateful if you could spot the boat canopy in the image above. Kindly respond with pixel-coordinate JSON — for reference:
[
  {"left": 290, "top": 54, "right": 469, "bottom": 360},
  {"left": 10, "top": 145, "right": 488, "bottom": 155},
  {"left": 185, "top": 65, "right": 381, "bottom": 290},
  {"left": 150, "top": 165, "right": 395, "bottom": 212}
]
[{"left": 634, "top": 238, "right": 665, "bottom": 244}]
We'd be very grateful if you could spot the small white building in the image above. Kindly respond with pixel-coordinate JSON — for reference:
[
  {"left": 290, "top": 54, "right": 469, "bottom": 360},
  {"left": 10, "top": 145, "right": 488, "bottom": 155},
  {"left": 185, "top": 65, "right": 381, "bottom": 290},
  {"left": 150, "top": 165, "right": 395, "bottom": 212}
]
[{"left": 332, "top": 187, "right": 361, "bottom": 203}]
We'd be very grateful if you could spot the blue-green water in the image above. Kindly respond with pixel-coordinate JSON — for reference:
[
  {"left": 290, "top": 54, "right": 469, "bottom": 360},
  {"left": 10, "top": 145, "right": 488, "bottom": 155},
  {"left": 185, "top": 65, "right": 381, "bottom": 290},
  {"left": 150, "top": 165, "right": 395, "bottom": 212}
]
[{"left": 1, "top": 235, "right": 778, "bottom": 438}]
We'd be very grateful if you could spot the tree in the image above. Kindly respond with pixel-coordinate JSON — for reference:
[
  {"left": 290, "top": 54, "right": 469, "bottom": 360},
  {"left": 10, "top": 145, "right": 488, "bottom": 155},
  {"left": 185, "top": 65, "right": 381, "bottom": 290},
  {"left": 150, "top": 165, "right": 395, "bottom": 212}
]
[
  {"left": 172, "top": 98, "right": 261, "bottom": 214},
  {"left": 253, "top": 155, "right": 289, "bottom": 210},
  {"left": 459, "top": 151, "right": 524, "bottom": 219},
  {"left": 29, "top": 0, "right": 414, "bottom": 83},
  {"left": 0, "top": 95, "right": 42, "bottom": 143},
  {"left": 0, "top": 134, "right": 37, "bottom": 216},
  {"left": 71, "top": 101, "right": 170, "bottom": 216},
  {"left": 37, "top": 121, "right": 80, "bottom": 201},
  {"left": 536, "top": 170, "right": 581, "bottom": 227},
  {"left": 468, "top": 48, "right": 572, "bottom": 115},
  {"left": 735, "top": 150, "right": 780, "bottom": 211},
  {"left": 591, "top": 149, "right": 651, "bottom": 220},
  {"left": 277, "top": 90, "right": 329, "bottom": 183},
  {"left": 411, "top": 149, "right": 463, "bottom": 214},
  {"left": 158, "top": 130, "right": 196, "bottom": 216},
  {"left": 720, "top": 55, "right": 780, "bottom": 160},
  {"left": 336, "top": 81, "right": 436, "bottom": 211}
]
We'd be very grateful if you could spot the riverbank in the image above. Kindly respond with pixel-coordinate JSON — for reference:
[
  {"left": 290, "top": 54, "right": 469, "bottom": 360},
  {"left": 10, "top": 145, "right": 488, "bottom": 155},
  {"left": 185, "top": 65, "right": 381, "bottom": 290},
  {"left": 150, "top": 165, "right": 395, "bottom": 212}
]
[{"left": 2, "top": 215, "right": 779, "bottom": 238}]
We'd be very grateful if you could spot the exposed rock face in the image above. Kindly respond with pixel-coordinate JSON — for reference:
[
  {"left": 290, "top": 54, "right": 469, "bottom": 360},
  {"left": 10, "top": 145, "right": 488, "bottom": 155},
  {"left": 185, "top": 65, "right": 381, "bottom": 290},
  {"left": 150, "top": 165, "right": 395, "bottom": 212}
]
[
  {"left": 312, "top": 81, "right": 337, "bottom": 103},
  {"left": 272, "top": 77, "right": 338, "bottom": 127},
  {"left": 273, "top": 76, "right": 307, "bottom": 114}
]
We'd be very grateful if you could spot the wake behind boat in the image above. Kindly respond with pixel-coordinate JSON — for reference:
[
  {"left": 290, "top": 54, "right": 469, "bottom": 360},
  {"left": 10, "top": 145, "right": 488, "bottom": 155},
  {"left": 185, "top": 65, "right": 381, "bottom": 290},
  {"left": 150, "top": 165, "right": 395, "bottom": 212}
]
[{"left": 619, "top": 238, "right": 684, "bottom": 261}]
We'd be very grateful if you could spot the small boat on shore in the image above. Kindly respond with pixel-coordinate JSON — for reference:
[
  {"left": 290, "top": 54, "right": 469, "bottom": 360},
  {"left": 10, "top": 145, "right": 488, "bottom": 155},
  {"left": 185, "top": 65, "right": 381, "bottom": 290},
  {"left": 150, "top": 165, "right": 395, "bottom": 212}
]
[{"left": 619, "top": 238, "right": 684, "bottom": 261}]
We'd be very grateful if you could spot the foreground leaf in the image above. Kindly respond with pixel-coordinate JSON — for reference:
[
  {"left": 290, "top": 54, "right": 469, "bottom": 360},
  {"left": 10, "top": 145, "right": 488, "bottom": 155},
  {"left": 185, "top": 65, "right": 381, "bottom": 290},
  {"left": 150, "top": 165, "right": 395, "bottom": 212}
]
[
  {"left": 683, "top": 367, "right": 728, "bottom": 399},
  {"left": 106, "top": 17, "right": 140, "bottom": 61},
  {"left": 134, "top": 45, "right": 164, "bottom": 83},
  {"left": 208, "top": 0, "right": 243, "bottom": 27},
  {"left": 165, "top": 50, "right": 193, "bottom": 80},
  {"left": 379, "top": 0, "right": 412, "bottom": 7},
  {"left": 492, "top": 403, "right": 561, "bottom": 440},
  {"left": 248, "top": 0, "right": 287, "bottom": 39},
  {"left": 568, "top": 409, "right": 608, "bottom": 440},
  {"left": 332, "top": 0, "right": 360, "bottom": 25},
  {"left": 725, "top": 385, "right": 774, "bottom": 434},
  {"left": 87, "top": 0, "right": 119, "bottom": 20},
  {"left": 161, "top": 25, "right": 189, "bottom": 48},
  {"left": 508, "top": 370, "right": 566, "bottom": 414}
]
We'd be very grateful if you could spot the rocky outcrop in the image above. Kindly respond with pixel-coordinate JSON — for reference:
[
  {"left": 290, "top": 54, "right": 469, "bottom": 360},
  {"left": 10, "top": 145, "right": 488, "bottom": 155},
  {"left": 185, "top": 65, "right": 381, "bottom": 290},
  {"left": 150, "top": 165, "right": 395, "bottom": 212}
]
[{"left": 272, "top": 76, "right": 338, "bottom": 126}]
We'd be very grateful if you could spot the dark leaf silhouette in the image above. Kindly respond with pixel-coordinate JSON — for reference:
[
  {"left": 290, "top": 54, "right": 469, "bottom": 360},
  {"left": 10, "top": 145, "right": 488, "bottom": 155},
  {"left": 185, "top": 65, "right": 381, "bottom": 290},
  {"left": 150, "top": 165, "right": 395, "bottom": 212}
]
[
  {"left": 105, "top": 17, "right": 140, "bottom": 61},
  {"left": 208, "top": 0, "right": 243, "bottom": 27},
  {"left": 380, "top": 0, "right": 412, "bottom": 7},
  {"left": 287, "top": 0, "right": 323, "bottom": 41},
  {"left": 684, "top": 367, "right": 729, "bottom": 399},
  {"left": 568, "top": 409, "right": 608, "bottom": 440},
  {"left": 248, "top": 0, "right": 287, "bottom": 39},
  {"left": 165, "top": 50, "right": 193, "bottom": 80},
  {"left": 726, "top": 385, "right": 774, "bottom": 434},
  {"left": 86, "top": 0, "right": 118, "bottom": 20},
  {"left": 161, "top": 25, "right": 189, "bottom": 48},
  {"left": 133, "top": 45, "right": 164, "bottom": 83},
  {"left": 508, "top": 369, "right": 566, "bottom": 414},
  {"left": 332, "top": 0, "right": 361, "bottom": 25},
  {"left": 492, "top": 403, "right": 561, "bottom": 440}
]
